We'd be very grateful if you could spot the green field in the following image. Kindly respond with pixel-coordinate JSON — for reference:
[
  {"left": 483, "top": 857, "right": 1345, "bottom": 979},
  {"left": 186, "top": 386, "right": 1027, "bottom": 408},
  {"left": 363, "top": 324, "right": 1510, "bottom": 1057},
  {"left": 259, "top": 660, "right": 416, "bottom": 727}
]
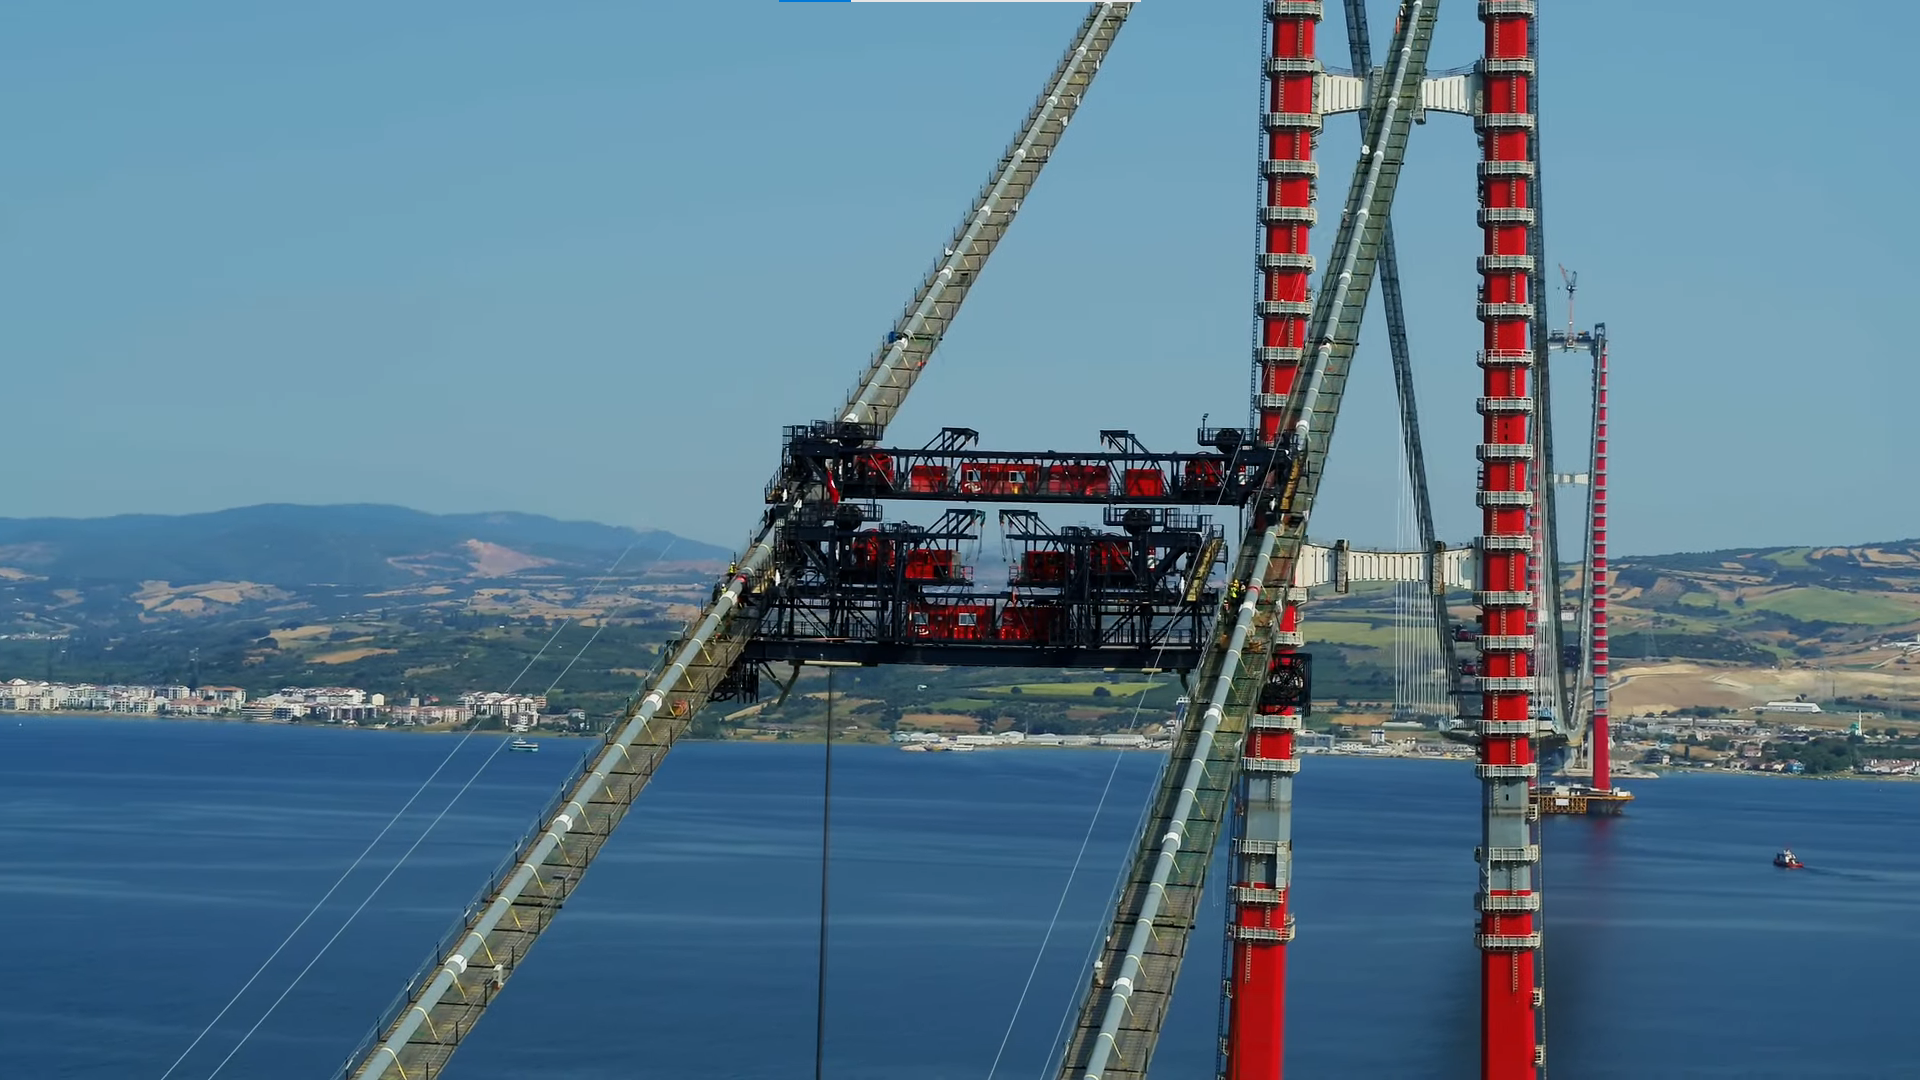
[
  {"left": 1677, "top": 591, "right": 1720, "bottom": 609},
  {"left": 1748, "top": 587, "right": 1920, "bottom": 626},
  {"left": 990, "top": 681, "right": 1160, "bottom": 698},
  {"left": 1303, "top": 618, "right": 1397, "bottom": 648}
]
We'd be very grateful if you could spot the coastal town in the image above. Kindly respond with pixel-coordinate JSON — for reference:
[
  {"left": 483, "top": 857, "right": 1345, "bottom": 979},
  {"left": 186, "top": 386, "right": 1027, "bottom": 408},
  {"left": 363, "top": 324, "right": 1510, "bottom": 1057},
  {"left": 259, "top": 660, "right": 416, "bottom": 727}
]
[
  {"left": 0, "top": 678, "right": 578, "bottom": 732},
  {"left": 6, "top": 675, "right": 1914, "bottom": 777},
  {"left": 882, "top": 698, "right": 1917, "bottom": 777}
]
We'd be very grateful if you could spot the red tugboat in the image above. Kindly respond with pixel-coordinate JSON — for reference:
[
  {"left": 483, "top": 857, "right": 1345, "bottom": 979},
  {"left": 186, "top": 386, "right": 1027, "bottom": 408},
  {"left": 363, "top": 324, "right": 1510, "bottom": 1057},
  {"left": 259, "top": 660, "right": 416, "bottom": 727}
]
[{"left": 1773, "top": 848, "right": 1805, "bottom": 869}]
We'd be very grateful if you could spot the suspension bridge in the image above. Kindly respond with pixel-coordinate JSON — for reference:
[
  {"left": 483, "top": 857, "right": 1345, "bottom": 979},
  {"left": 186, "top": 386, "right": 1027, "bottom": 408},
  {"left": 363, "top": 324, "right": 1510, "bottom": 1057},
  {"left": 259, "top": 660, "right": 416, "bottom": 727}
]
[{"left": 327, "top": 3, "right": 1626, "bottom": 1077}]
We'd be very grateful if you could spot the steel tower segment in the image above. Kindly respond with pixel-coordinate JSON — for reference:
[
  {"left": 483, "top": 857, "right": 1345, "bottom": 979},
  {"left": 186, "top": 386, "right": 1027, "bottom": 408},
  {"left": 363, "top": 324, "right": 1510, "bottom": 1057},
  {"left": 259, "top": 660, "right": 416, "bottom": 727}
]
[
  {"left": 334, "top": 8, "right": 1137, "bottom": 1079},
  {"left": 1059, "top": 5, "right": 1442, "bottom": 1077},
  {"left": 1339, "top": 0, "right": 1464, "bottom": 722},
  {"left": 1221, "top": 2, "right": 1322, "bottom": 1074},
  {"left": 1472, "top": 1, "right": 1543, "bottom": 1076},
  {"left": 1250, "top": 0, "right": 1322, "bottom": 448},
  {"left": 1587, "top": 325, "right": 1612, "bottom": 789}
]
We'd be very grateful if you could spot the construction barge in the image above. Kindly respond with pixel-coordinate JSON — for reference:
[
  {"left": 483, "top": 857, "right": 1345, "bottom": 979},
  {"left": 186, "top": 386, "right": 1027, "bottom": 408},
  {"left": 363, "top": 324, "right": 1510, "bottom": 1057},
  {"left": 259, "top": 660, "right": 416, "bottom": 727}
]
[{"left": 1531, "top": 783, "right": 1634, "bottom": 816}]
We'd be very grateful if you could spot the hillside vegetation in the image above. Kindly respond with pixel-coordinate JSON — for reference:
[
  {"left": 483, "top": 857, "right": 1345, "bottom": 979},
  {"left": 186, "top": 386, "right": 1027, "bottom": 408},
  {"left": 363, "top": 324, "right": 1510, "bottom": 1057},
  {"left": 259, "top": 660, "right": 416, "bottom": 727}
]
[
  {"left": 1604, "top": 540, "right": 1920, "bottom": 661},
  {"left": 0, "top": 506, "right": 728, "bottom": 716},
  {"left": 4, "top": 508, "right": 1915, "bottom": 727}
]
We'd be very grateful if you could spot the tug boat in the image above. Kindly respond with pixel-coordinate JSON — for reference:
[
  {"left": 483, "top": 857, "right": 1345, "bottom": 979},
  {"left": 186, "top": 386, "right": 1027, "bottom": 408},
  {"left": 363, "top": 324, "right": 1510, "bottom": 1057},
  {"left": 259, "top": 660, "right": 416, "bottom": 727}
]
[{"left": 1773, "top": 848, "right": 1804, "bottom": 869}]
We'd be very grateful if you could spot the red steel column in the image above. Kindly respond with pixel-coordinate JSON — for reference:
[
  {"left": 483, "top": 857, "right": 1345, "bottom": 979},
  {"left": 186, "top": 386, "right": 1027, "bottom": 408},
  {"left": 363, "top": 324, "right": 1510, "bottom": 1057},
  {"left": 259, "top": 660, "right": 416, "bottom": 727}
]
[
  {"left": 1474, "top": 1, "right": 1542, "bottom": 1078},
  {"left": 1253, "top": 0, "right": 1322, "bottom": 446},
  {"left": 1224, "top": 601, "right": 1304, "bottom": 1080},
  {"left": 1225, "top": 3, "right": 1320, "bottom": 1076},
  {"left": 1589, "top": 333, "right": 1611, "bottom": 790}
]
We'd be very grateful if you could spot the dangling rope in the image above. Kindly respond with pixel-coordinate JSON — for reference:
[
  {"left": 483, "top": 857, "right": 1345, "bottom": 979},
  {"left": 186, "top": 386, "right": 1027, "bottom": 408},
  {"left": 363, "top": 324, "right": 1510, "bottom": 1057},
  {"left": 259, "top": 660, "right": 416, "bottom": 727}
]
[
  {"left": 165, "top": 539, "right": 667, "bottom": 1079},
  {"left": 1025, "top": 662, "right": 1175, "bottom": 1080},
  {"left": 1393, "top": 432, "right": 1445, "bottom": 725},
  {"left": 815, "top": 668, "right": 835, "bottom": 1080}
]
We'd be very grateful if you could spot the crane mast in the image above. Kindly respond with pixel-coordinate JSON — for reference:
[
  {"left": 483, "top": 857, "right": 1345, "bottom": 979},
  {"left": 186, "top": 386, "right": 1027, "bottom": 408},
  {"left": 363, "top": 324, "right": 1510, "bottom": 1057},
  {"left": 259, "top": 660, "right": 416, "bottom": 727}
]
[{"left": 332, "top": 7, "right": 1136, "bottom": 1078}]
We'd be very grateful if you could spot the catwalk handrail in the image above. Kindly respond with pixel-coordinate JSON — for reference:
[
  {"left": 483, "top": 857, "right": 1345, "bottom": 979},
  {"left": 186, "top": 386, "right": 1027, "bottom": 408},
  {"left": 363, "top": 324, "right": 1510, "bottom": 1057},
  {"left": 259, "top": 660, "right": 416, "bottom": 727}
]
[
  {"left": 1072, "top": 524, "right": 1280, "bottom": 1080},
  {"left": 339, "top": 533, "right": 782, "bottom": 1080},
  {"left": 336, "top": 8, "right": 1133, "bottom": 1078},
  {"left": 1059, "top": 4, "right": 1439, "bottom": 1074},
  {"left": 840, "top": 2, "right": 1134, "bottom": 431}
]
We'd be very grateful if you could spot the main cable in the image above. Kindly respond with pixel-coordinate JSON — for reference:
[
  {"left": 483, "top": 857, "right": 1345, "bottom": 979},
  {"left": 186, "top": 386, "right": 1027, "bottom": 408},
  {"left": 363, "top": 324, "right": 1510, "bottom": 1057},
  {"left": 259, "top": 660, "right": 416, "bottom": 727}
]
[{"left": 161, "top": 539, "right": 654, "bottom": 1079}]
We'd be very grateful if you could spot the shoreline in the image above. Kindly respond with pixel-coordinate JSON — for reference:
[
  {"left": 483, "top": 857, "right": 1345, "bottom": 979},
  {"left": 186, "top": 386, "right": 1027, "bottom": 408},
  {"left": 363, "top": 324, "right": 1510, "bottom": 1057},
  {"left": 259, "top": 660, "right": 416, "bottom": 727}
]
[{"left": 12, "top": 712, "right": 1918, "bottom": 783}]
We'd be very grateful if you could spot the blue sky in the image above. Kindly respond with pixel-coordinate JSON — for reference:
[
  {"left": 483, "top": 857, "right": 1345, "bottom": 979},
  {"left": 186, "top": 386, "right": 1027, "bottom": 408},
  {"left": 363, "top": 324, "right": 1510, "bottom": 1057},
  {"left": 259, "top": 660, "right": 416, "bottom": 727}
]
[{"left": 6, "top": 1, "right": 1913, "bottom": 556}]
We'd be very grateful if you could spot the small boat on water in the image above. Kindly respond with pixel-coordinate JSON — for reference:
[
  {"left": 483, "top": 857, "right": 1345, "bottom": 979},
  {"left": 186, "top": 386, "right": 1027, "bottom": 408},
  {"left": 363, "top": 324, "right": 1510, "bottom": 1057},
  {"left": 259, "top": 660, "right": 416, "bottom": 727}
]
[
  {"left": 507, "top": 738, "right": 540, "bottom": 753},
  {"left": 1773, "top": 848, "right": 1804, "bottom": 869}
]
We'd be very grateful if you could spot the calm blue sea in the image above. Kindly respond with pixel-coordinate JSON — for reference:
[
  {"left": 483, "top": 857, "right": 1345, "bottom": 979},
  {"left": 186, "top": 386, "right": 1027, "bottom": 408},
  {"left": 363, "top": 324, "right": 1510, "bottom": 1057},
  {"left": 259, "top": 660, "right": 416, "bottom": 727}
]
[{"left": 2, "top": 715, "right": 1916, "bottom": 1079}]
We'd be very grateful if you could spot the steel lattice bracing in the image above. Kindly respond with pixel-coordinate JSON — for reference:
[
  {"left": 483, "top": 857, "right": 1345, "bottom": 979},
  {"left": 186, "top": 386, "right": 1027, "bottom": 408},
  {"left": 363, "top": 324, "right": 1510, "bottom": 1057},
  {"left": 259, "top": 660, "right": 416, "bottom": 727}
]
[
  {"left": 333, "top": 7, "right": 1136, "bottom": 1078},
  {"left": 1058, "top": 4, "right": 1442, "bottom": 1076},
  {"left": 1342, "top": 0, "right": 1464, "bottom": 719}
]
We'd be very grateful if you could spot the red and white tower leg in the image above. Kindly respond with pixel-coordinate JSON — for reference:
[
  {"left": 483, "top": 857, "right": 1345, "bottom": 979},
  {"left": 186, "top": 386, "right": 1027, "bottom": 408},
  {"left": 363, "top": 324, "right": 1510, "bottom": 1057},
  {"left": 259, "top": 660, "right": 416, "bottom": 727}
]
[
  {"left": 1223, "top": 1, "right": 1320, "bottom": 1077},
  {"left": 1474, "top": 1, "right": 1542, "bottom": 1077},
  {"left": 1588, "top": 331, "right": 1612, "bottom": 791}
]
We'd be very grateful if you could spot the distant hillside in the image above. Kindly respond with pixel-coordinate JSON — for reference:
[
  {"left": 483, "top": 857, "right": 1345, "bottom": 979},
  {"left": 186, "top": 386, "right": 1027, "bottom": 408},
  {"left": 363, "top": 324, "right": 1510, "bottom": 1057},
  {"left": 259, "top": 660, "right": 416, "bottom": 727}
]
[
  {"left": 0, "top": 505, "right": 730, "bottom": 632},
  {"left": 0, "top": 504, "right": 728, "bottom": 588},
  {"left": 1458, "top": 539, "right": 1920, "bottom": 663},
  {"left": 1606, "top": 539, "right": 1920, "bottom": 660},
  {"left": 1265, "top": 539, "right": 1920, "bottom": 718}
]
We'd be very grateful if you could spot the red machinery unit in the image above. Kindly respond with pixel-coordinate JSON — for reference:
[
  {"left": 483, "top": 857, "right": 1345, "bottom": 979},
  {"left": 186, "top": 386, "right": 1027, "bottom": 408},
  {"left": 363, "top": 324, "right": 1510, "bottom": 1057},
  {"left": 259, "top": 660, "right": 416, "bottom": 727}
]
[
  {"left": 1044, "top": 464, "right": 1111, "bottom": 497},
  {"left": 1122, "top": 468, "right": 1168, "bottom": 497},
  {"left": 903, "top": 548, "right": 962, "bottom": 583},
  {"left": 908, "top": 464, "right": 949, "bottom": 493},
  {"left": 1089, "top": 539, "right": 1131, "bottom": 578},
  {"left": 1018, "top": 550, "right": 1070, "bottom": 586},
  {"left": 958, "top": 463, "right": 1037, "bottom": 496},
  {"left": 998, "top": 602, "right": 1066, "bottom": 643},
  {"left": 907, "top": 603, "right": 992, "bottom": 641}
]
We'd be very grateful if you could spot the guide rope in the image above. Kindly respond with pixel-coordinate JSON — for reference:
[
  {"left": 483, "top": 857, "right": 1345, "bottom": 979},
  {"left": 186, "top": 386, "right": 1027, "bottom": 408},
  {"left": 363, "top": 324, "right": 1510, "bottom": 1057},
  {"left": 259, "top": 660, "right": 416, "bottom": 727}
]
[
  {"left": 988, "top": 657, "right": 1170, "bottom": 1080},
  {"left": 815, "top": 668, "right": 836, "bottom": 1080},
  {"left": 158, "top": 539, "right": 662, "bottom": 1079}
]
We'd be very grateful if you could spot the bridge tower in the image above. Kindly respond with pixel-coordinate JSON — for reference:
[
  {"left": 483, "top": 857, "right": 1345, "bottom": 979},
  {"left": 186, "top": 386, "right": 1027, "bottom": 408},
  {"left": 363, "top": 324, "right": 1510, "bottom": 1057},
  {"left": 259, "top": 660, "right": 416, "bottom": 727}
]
[
  {"left": 1220, "top": 0, "right": 1321, "bottom": 1074},
  {"left": 1588, "top": 327, "right": 1612, "bottom": 791},
  {"left": 320, "top": 5, "right": 1610, "bottom": 1080},
  {"left": 1472, "top": 0, "right": 1545, "bottom": 1074}
]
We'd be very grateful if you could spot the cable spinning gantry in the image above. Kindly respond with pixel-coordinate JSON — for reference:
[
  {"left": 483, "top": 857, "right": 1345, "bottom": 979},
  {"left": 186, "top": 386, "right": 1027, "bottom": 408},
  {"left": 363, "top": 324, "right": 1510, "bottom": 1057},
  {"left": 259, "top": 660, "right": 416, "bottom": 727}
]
[{"left": 329, "top": 2, "right": 1607, "bottom": 1078}]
